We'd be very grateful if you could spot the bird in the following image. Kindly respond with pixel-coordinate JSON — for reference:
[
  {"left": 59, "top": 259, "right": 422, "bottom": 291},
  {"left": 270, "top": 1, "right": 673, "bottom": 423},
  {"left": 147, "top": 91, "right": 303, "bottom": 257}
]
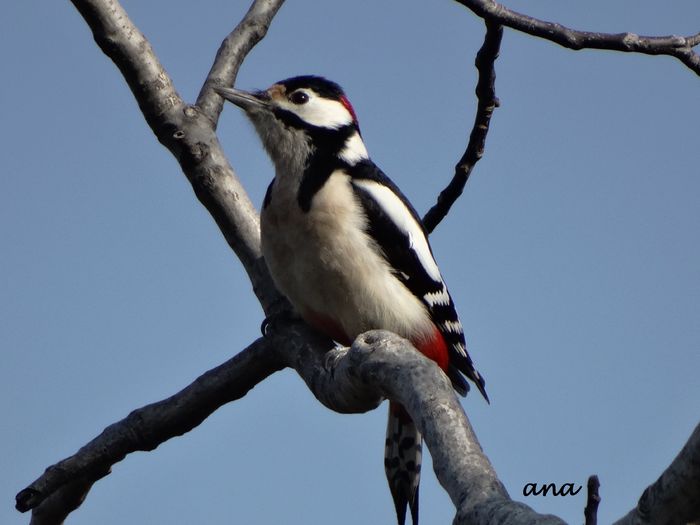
[{"left": 216, "top": 75, "right": 487, "bottom": 525}]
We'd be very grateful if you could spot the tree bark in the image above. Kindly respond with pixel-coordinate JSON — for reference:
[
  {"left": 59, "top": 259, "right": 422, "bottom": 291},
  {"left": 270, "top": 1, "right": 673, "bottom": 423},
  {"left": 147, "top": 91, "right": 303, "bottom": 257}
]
[
  {"left": 454, "top": 0, "right": 700, "bottom": 76},
  {"left": 613, "top": 422, "right": 700, "bottom": 525}
]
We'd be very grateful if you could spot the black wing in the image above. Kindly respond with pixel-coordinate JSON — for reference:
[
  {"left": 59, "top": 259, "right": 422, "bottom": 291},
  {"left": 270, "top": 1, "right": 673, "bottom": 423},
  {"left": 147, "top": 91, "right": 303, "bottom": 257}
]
[{"left": 348, "top": 160, "right": 487, "bottom": 400}]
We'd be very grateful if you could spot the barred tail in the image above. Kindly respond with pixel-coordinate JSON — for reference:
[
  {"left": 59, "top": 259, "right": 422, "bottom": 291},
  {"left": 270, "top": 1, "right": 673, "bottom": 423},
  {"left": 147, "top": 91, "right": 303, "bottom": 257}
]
[{"left": 384, "top": 402, "right": 422, "bottom": 525}]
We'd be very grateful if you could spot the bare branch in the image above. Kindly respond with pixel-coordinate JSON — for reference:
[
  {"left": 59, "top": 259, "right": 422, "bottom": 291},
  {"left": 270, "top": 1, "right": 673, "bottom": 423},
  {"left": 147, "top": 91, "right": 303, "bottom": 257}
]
[
  {"left": 273, "top": 326, "right": 567, "bottom": 524},
  {"left": 27, "top": 474, "right": 105, "bottom": 525},
  {"left": 613, "top": 422, "right": 700, "bottom": 525},
  {"left": 70, "top": 0, "right": 282, "bottom": 314},
  {"left": 197, "top": 0, "right": 286, "bottom": 123},
  {"left": 17, "top": 322, "right": 568, "bottom": 524},
  {"left": 423, "top": 20, "right": 502, "bottom": 233},
  {"left": 69, "top": 0, "right": 185, "bottom": 140},
  {"left": 15, "top": 338, "right": 284, "bottom": 518},
  {"left": 20, "top": 1, "right": 699, "bottom": 524},
  {"left": 19, "top": 318, "right": 698, "bottom": 524},
  {"left": 585, "top": 475, "right": 601, "bottom": 525},
  {"left": 454, "top": 0, "right": 700, "bottom": 76}
]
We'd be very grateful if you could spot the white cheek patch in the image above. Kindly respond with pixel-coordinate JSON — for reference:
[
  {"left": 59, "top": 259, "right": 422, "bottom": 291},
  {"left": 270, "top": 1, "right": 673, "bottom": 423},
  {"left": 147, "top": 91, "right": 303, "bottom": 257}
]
[
  {"left": 339, "top": 132, "right": 369, "bottom": 165},
  {"left": 353, "top": 179, "right": 442, "bottom": 283},
  {"left": 281, "top": 94, "right": 354, "bottom": 129}
]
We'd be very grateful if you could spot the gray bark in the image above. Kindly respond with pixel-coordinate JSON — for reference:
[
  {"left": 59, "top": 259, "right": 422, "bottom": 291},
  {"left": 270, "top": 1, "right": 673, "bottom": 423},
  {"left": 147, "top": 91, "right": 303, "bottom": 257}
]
[
  {"left": 70, "top": 0, "right": 284, "bottom": 315},
  {"left": 613, "top": 422, "right": 700, "bottom": 525},
  {"left": 17, "top": 320, "right": 568, "bottom": 524},
  {"left": 454, "top": 0, "right": 700, "bottom": 76}
]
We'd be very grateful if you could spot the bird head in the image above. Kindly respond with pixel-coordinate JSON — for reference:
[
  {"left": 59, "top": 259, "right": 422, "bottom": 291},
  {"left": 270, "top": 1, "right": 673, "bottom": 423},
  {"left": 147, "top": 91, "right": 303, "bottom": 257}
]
[{"left": 216, "top": 76, "right": 368, "bottom": 171}]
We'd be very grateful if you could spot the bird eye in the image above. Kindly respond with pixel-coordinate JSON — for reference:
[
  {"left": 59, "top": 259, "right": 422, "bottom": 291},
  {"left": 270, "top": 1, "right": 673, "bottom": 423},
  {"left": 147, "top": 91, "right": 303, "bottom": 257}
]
[{"left": 289, "top": 91, "right": 309, "bottom": 105}]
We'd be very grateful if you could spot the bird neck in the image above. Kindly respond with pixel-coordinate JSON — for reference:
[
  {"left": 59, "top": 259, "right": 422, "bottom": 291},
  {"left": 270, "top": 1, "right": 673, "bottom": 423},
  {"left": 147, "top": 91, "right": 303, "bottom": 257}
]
[{"left": 262, "top": 123, "right": 368, "bottom": 213}]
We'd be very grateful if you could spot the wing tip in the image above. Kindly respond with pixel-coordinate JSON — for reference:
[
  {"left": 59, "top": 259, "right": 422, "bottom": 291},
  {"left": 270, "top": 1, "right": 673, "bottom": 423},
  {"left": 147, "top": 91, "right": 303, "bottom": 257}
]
[
  {"left": 476, "top": 378, "right": 490, "bottom": 404},
  {"left": 449, "top": 355, "right": 489, "bottom": 403},
  {"left": 471, "top": 369, "right": 490, "bottom": 404}
]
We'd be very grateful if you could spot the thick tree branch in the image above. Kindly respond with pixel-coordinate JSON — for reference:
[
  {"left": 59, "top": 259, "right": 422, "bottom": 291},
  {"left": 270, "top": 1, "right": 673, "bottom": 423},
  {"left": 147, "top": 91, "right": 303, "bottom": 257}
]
[
  {"left": 196, "top": 0, "right": 285, "bottom": 123},
  {"left": 613, "top": 422, "right": 700, "bottom": 525},
  {"left": 70, "top": 0, "right": 282, "bottom": 314},
  {"left": 18, "top": 325, "right": 567, "bottom": 524},
  {"left": 16, "top": 338, "right": 285, "bottom": 519},
  {"left": 70, "top": 0, "right": 184, "bottom": 133},
  {"left": 18, "top": 319, "right": 700, "bottom": 523},
  {"left": 276, "top": 328, "right": 566, "bottom": 524},
  {"left": 423, "top": 20, "right": 502, "bottom": 233},
  {"left": 454, "top": 0, "right": 700, "bottom": 76}
]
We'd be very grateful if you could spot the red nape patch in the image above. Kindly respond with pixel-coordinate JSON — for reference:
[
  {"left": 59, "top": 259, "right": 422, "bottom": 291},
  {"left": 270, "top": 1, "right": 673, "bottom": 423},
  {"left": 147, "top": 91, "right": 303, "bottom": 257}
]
[
  {"left": 340, "top": 95, "right": 359, "bottom": 128},
  {"left": 415, "top": 328, "right": 450, "bottom": 372}
]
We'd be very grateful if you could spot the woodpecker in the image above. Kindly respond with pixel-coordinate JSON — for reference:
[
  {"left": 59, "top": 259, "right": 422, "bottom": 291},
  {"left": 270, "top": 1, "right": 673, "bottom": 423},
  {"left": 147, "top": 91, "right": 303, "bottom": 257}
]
[{"left": 216, "top": 76, "right": 488, "bottom": 525}]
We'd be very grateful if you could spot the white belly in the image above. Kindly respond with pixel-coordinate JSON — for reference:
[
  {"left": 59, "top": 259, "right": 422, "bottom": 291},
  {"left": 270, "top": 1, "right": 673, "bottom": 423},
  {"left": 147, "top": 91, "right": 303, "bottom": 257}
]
[{"left": 261, "top": 170, "right": 432, "bottom": 342}]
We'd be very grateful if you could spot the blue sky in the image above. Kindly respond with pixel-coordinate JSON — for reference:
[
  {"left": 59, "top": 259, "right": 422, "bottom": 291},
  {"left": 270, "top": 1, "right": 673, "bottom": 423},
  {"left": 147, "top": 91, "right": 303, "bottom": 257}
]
[{"left": 2, "top": 1, "right": 699, "bottom": 524}]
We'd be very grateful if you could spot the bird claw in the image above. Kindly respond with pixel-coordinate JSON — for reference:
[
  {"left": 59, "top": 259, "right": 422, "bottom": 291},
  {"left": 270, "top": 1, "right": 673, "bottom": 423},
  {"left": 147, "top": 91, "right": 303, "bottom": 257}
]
[{"left": 260, "top": 309, "right": 302, "bottom": 336}]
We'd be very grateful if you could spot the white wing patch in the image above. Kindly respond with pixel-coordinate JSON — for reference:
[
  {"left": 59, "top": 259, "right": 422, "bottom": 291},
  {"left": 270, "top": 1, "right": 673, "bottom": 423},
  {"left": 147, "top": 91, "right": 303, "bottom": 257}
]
[
  {"left": 339, "top": 132, "right": 369, "bottom": 165},
  {"left": 353, "top": 179, "right": 442, "bottom": 282},
  {"left": 424, "top": 287, "right": 450, "bottom": 307},
  {"left": 453, "top": 342, "right": 468, "bottom": 358},
  {"left": 441, "top": 320, "right": 463, "bottom": 334}
]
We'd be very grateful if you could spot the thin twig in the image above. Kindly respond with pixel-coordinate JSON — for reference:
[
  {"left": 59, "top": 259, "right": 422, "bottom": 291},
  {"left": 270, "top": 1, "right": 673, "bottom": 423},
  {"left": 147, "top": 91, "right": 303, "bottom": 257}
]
[
  {"left": 197, "top": 0, "right": 285, "bottom": 123},
  {"left": 16, "top": 338, "right": 284, "bottom": 517},
  {"left": 423, "top": 20, "right": 502, "bottom": 233},
  {"left": 455, "top": 0, "right": 700, "bottom": 76},
  {"left": 27, "top": 474, "right": 105, "bottom": 525},
  {"left": 584, "top": 475, "right": 601, "bottom": 525}
]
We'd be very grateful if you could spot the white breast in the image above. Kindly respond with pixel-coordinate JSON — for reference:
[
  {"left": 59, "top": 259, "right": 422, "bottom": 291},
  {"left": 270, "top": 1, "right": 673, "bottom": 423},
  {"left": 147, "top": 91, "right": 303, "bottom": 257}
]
[{"left": 261, "top": 170, "right": 433, "bottom": 342}]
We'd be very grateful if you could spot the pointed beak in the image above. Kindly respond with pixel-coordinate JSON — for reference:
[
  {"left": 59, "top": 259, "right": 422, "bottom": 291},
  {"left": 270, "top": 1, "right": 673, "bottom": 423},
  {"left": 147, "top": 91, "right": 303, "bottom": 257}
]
[{"left": 214, "top": 86, "right": 270, "bottom": 112}]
